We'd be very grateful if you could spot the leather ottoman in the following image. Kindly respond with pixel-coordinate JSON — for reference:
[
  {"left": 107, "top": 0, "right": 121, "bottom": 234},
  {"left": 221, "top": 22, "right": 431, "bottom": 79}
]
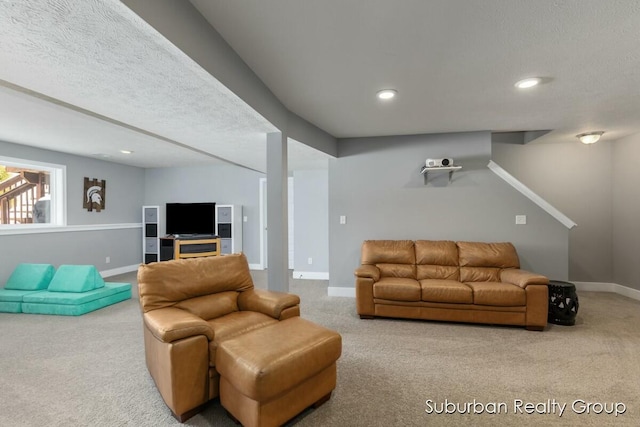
[{"left": 216, "top": 317, "right": 342, "bottom": 427}]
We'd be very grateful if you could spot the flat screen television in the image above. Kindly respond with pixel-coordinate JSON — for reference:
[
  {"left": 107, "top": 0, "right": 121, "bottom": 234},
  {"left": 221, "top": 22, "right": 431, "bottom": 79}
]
[{"left": 165, "top": 202, "right": 215, "bottom": 235}]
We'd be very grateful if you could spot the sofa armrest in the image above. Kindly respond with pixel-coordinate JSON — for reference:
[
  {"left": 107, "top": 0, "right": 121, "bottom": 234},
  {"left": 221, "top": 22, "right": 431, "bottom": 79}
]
[
  {"left": 501, "top": 269, "right": 549, "bottom": 289},
  {"left": 238, "top": 289, "right": 300, "bottom": 319},
  {"left": 354, "top": 264, "right": 380, "bottom": 282},
  {"left": 143, "top": 307, "right": 214, "bottom": 343}
]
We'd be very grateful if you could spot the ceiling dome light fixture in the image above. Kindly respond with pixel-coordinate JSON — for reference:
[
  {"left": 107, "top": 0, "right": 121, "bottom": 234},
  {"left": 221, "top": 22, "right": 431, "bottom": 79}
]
[
  {"left": 576, "top": 131, "right": 604, "bottom": 145},
  {"left": 120, "top": 149, "right": 133, "bottom": 154},
  {"left": 376, "top": 89, "right": 397, "bottom": 100},
  {"left": 514, "top": 77, "right": 542, "bottom": 89}
]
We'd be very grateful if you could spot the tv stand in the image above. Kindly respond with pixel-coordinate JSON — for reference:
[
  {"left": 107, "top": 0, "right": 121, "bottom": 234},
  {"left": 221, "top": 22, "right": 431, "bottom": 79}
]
[{"left": 159, "top": 235, "right": 220, "bottom": 261}]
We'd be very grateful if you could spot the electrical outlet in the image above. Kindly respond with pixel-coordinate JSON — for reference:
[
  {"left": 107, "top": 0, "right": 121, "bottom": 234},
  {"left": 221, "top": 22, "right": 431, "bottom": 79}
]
[
  {"left": 105, "top": 256, "right": 111, "bottom": 264},
  {"left": 515, "top": 215, "right": 527, "bottom": 225},
  {"left": 243, "top": 216, "right": 248, "bottom": 222},
  {"left": 308, "top": 257, "right": 313, "bottom": 265},
  {"left": 340, "top": 215, "right": 346, "bottom": 225}
]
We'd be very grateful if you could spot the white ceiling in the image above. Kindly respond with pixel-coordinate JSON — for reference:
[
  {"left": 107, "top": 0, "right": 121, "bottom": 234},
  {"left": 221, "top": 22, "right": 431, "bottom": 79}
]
[
  {"left": 1, "top": 1, "right": 640, "bottom": 171},
  {"left": 193, "top": 0, "right": 640, "bottom": 143}
]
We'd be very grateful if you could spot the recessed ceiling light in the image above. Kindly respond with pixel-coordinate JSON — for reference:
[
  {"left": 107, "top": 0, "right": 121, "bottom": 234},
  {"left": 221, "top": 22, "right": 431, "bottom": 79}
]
[
  {"left": 514, "top": 78, "right": 542, "bottom": 89},
  {"left": 576, "top": 131, "right": 604, "bottom": 145},
  {"left": 376, "top": 89, "right": 397, "bottom": 100},
  {"left": 120, "top": 150, "right": 133, "bottom": 154}
]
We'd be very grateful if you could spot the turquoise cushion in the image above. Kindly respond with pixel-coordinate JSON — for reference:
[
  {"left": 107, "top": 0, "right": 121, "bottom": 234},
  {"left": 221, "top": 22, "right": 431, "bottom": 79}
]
[
  {"left": 0, "top": 301, "right": 23, "bottom": 313},
  {"left": 21, "top": 288, "right": 132, "bottom": 316},
  {"left": 23, "top": 283, "right": 130, "bottom": 305},
  {"left": 47, "top": 265, "right": 105, "bottom": 293},
  {"left": 0, "top": 289, "right": 42, "bottom": 302},
  {"left": 4, "top": 264, "right": 55, "bottom": 291}
]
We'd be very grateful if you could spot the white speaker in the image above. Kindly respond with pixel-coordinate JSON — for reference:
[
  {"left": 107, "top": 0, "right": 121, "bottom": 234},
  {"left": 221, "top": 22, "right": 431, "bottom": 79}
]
[{"left": 426, "top": 158, "right": 454, "bottom": 167}]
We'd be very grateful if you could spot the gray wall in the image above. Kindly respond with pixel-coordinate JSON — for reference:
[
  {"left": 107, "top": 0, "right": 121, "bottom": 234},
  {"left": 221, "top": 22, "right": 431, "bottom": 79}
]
[
  {"left": 144, "top": 164, "right": 264, "bottom": 264},
  {"left": 0, "top": 140, "right": 144, "bottom": 283},
  {"left": 612, "top": 132, "right": 640, "bottom": 291},
  {"left": 492, "top": 140, "right": 612, "bottom": 282},
  {"left": 329, "top": 131, "right": 569, "bottom": 288},
  {"left": 293, "top": 169, "right": 329, "bottom": 275}
]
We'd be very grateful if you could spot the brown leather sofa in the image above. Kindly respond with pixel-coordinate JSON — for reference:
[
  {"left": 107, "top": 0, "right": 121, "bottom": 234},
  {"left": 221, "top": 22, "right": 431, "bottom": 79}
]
[
  {"left": 355, "top": 240, "right": 549, "bottom": 330},
  {"left": 137, "top": 253, "right": 300, "bottom": 421}
]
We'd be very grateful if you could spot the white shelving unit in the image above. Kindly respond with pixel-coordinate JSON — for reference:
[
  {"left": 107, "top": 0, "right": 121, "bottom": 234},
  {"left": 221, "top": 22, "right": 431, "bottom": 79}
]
[
  {"left": 142, "top": 206, "right": 160, "bottom": 264},
  {"left": 216, "top": 204, "right": 243, "bottom": 255}
]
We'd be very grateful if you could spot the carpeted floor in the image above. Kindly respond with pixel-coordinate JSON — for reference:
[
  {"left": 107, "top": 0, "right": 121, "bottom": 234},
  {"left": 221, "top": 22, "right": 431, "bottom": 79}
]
[{"left": 1, "top": 270, "right": 639, "bottom": 426}]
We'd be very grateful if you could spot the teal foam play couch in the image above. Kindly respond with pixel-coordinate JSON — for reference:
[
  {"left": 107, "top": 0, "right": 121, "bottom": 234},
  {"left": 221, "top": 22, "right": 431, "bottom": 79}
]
[
  {"left": 0, "top": 264, "right": 131, "bottom": 316},
  {"left": 0, "top": 263, "right": 55, "bottom": 313},
  {"left": 21, "top": 265, "right": 131, "bottom": 316}
]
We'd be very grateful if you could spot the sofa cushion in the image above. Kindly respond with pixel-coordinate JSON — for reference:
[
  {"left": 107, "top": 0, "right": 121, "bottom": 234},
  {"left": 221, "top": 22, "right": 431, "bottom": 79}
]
[
  {"left": 458, "top": 241, "right": 520, "bottom": 283},
  {"left": 417, "top": 265, "right": 459, "bottom": 281},
  {"left": 377, "top": 263, "right": 416, "bottom": 279},
  {"left": 47, "top": 265, "right": 105, "bottom": 293},
  {"left": 22, "top": 282, "right": 130, "bottom": 304},
  {"left": 457, "top": 241, "right": 520, "bottom": 269},
  {"left": 361, "top": 240, "right": 415, "bottom": 265},
  {"left": 207, "top": 311, "right": 278, "bottom": 366},
  {"left": 420, "top": 279, "right": 473, "bottom": 304},
  {"left": 466, "top": 282, "right": 526, "bottom": 306},
  {"left": 415, "top": 240, "right": 459, "bottom": 280},
  {"left": 138, "top": 253, "right": 254, "bottom": 312},
  {"left": 175, "top": 291, "right": 239, "bottom": 321},
  {"left": 460, "top": 267, "right": 501, "bottom": 283},
  {"left": 4, "top": 263, "right": 55, "bottom": 291},
  {"left": 373, "top": 278, "right": 421, "bottom": 302}
]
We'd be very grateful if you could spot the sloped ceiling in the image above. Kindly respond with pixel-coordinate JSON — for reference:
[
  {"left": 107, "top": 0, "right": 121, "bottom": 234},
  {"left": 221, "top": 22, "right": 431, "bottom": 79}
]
[
  {"left": 2, "top": 0, "right": 640, "bottom": 171},
  {"left": 0, "top": 0, "right": 331, "bottom": 170}
]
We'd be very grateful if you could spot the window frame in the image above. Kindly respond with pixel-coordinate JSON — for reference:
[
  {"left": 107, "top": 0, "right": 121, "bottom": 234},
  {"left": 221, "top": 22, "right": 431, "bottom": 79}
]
[{"left": 0, "top": 155, "right": 66, "bottom": 231}]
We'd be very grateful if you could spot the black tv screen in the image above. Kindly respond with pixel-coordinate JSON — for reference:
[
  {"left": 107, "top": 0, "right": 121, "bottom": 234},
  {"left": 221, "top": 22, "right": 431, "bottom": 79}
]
[{"left": 165, "top": 202, "right": 215, "bottom": 235}]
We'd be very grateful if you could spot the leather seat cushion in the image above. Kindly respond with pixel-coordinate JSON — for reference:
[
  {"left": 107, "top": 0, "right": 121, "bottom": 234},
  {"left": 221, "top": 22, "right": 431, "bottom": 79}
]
[
  {"left": 417, "top": 265, "right": 459, "bottom": 281},
  {"left": 373, "top": 278, "right": 421, "bottom": 302},
  {"left": 376, "top": 263, "right": 416, "bottom": 279},
  {"left": 208, "top": 311, "right": 278, "bottom": 366},
  {"left": 420, "top": 279, "right": 473, "bottom": 304},
  {"left": 466, "top": 282, "right": 526, "bottom": 306},
  {"left": 175, "top": 291, "right": 238, "bottom": 321}
]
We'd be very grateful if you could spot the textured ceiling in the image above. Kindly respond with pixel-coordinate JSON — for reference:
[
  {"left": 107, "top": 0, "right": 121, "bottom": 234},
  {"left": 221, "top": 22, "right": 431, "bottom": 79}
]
[
  {"left": 193, "top": 0, "right": 640, "bottom": 144},
  {"left": 2, "top": 0, "right": 639, "bottom": 172},
  {"left": 0, "top": 0, "right": 331, "bottom": 170}
]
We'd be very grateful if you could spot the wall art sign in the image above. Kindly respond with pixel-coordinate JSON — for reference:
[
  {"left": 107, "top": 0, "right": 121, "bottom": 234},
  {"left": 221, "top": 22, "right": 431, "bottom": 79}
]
[{"left": 83, "top": 177, "right": 106, "bottom": 212}]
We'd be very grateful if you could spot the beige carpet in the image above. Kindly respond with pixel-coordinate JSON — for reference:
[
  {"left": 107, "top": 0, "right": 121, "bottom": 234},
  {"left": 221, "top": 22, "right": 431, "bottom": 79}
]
[{"left": 1, "top": 270, "right": 639, "bottom": 426}]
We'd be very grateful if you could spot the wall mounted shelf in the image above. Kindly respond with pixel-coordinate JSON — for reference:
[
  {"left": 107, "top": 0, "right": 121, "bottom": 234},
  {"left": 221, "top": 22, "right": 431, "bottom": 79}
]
[{"left": 421, "top": 165, "right": 462, "bottom": 183}]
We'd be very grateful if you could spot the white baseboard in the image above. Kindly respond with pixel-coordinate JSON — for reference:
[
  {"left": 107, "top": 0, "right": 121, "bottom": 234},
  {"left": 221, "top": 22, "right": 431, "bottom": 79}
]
[
  {"left": 249, "top": 263, "right": 263, "bottom": 270},
  {"left": 100, "top": 264, "right": 139, "bottom": 278},
  {"left": 292, "top": 271, "right": 329, "bottom": 280},
  {"left": 328, "top": 287, "right": 356, "bottom": 298},
  {"left": 573, "top": 281, "right": 640, "bottom": 301}
]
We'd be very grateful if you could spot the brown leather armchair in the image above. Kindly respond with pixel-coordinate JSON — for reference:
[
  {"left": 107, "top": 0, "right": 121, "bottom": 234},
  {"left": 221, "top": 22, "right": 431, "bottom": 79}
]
[{"left": 137, "top": 253, "right": 300, "bottom": 421}]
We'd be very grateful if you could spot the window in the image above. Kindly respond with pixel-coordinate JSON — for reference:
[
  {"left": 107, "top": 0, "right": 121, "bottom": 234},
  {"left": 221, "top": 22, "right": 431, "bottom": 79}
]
[{"left": 0, "top": 156, "right": 66, "bottom": 228}]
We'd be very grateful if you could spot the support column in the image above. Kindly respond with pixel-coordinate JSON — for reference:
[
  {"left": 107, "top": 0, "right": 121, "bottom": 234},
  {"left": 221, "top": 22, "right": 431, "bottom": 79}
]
[{"left": 266, "top": 132, "right": 289, "bottom": 292}]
